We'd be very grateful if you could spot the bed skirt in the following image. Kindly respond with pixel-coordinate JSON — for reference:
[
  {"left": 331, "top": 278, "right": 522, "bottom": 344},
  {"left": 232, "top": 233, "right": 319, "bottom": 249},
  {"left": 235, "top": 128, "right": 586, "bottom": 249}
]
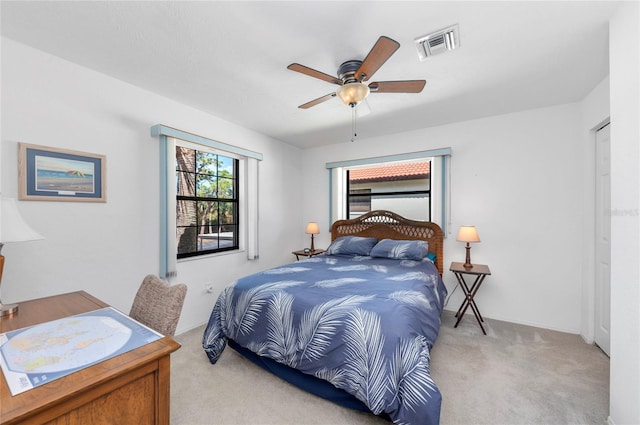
[{"left": 228, "top": 339, "right": 390, "bottom": 419}]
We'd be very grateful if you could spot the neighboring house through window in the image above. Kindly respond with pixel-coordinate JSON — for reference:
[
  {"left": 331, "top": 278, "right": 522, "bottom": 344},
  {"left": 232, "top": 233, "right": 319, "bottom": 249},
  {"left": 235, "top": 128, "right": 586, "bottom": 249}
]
[{"left": 347, "top": 161, "right": 431, "bottom": 220}]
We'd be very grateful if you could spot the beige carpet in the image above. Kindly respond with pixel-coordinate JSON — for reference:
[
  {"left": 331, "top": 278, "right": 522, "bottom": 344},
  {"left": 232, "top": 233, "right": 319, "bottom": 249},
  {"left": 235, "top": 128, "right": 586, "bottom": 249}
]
[{"left": 171, "top": 310, "right": 609, "bottom": 425}]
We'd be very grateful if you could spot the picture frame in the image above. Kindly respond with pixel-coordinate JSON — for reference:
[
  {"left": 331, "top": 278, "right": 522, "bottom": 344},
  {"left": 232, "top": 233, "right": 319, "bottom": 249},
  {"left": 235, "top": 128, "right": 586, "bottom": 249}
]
[{"left": 18, "top": 143, "right": 106, "bottom": 202}]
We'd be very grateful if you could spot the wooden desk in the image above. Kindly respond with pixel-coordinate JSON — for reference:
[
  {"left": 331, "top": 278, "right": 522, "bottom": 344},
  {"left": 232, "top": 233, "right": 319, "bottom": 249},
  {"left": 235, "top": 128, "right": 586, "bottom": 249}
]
[{"left": 0, "top": 291, "right": 180, "bottom": 425}]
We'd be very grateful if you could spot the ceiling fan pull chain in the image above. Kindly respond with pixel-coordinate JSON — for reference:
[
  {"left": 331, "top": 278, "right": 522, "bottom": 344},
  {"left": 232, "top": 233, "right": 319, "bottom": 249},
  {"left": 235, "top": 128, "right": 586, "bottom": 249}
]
[{"left": 351, "top": 105, "right": 357, "bottom": 142}]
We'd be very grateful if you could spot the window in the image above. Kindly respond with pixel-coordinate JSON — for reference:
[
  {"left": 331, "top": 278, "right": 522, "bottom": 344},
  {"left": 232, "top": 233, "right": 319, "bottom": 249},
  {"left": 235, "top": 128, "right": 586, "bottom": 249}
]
[
  {"left": 326, "top": 148, "right": 450, "bottom": 233},
  {"left": 347, "top": 161, "right": 431, "bottom": 220},
  {"left": 151, "top": 125, "right": 262, "bottom": 279},
  {"left": 176, "top": 145, "right": 239, "bottom": 258}
]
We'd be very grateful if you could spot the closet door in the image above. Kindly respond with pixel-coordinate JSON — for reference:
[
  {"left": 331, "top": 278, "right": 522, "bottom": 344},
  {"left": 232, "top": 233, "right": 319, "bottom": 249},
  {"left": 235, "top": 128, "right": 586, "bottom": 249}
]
[{"left": 595, "top": 123, "right": 610, "bottom": 356}]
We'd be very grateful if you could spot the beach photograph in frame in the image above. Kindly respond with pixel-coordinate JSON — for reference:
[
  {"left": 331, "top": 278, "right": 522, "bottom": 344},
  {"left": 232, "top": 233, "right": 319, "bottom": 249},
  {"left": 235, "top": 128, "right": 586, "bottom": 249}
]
[{"left": 18, "top": 143, "right": 106, "bottom": 202}]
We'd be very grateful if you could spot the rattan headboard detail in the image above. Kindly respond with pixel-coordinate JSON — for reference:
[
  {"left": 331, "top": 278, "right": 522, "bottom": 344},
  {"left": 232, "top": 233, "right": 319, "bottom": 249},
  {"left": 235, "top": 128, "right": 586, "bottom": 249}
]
[{"left": 331, "top": 210, "right": 444, "bottom": 275}]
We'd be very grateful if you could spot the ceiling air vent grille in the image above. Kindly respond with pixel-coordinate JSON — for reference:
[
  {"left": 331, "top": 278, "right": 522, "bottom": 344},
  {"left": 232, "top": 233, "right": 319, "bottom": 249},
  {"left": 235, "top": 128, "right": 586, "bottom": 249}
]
[
  {"left": 429, "top": 36, "right": 445, "bottom": 48},
  {"left": 414, "top": 24, "right": 460, "bottom": 61}
]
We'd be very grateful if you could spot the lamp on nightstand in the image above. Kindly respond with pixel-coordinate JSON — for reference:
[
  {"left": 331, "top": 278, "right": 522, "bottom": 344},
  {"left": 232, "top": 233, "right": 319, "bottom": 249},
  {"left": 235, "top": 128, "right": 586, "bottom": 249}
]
[
  {"left": 305, "top": 222, "right": 319, "bottom": 252},
  {"left": 456, "top": 225, "right": 480, "bottom": 269},
  {"left": 0, "top": 198, "right": 44, "bottom": 317}
]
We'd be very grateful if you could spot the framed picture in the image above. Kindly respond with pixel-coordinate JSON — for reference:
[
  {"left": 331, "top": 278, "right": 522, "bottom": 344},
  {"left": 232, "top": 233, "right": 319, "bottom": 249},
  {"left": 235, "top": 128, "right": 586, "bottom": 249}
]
[{"left": 19, "top": 143, "right": 106, "bottom": 202}]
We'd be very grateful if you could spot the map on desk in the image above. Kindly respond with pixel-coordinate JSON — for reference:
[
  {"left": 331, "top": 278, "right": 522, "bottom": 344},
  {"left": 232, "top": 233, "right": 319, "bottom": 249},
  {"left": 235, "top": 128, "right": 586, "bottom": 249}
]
[{"left": 0, "top": 307, "right": 163, "bottom": 396}]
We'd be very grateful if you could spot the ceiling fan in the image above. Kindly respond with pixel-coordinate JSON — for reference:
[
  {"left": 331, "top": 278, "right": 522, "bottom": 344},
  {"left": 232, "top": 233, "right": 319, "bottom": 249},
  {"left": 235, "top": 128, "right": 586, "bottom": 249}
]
[{"left": 287, "top": 36, "right": 426, "bottom": 110}]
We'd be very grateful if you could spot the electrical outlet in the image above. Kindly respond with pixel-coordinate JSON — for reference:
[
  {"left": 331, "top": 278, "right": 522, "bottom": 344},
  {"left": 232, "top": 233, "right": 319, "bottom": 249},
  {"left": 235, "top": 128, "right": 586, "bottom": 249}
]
[{"left": 204, "top": 283, "right": 214, "bottom": 294}]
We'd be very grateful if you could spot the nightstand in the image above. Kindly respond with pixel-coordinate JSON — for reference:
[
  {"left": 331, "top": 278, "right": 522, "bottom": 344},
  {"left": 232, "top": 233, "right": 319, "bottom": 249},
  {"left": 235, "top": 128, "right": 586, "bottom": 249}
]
[
  {"left": 449, "top": 261, "right": 491, "bottom": 335},
  {"left": 292, "top": 249, "right": 325, "bottom": 260}
]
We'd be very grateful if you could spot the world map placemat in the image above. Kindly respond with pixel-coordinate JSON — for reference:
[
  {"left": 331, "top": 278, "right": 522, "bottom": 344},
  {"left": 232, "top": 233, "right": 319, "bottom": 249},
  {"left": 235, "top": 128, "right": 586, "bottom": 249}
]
[{"left": 0, "top": 307, "right": 162, "bottom": 396}]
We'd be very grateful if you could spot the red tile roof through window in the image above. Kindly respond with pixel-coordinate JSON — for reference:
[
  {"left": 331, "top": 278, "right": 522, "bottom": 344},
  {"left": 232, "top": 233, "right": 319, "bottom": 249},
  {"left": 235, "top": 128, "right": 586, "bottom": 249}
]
[{"left": 349, "top": 162, "right": 430, "bottom": 182}]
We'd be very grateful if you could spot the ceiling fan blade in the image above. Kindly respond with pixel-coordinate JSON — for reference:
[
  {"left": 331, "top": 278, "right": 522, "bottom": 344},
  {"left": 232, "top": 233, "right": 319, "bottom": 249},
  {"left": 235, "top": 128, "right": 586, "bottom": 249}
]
[
  {"left": 368, "top": 80, "right": 426, "bottom": 93},
  {"left": 287, "top": 63, "right": 342, "bottom": 85},
  {"left": 355, "top": 36, "right": 400, "bottom": 82},
  {"left": 298, "top": 93, "right": 336, "bottom": 109}
]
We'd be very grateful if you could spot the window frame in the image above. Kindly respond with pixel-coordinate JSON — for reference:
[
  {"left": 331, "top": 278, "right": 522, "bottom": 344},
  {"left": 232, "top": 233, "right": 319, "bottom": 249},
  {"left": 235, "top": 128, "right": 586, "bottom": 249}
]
[
  {"left": 326, "top": 148, "right": 451, "bottom": 234},
  {"left": 151, "top": 124, "right": 262, "bottom": 279},
  {"left": 175, "top": 143, "right": 240, "bottom": 259}
]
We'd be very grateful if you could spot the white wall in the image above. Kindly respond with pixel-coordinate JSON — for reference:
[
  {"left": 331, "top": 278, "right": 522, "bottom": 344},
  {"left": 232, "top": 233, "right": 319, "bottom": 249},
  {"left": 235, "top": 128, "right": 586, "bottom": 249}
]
[
  {"left": 0, "top": 38, "right": 303, "bottom": 334},
  {"left": 608, "top": 2, "right": 640, "bottom": 424},
  {"left": 302, "top": 103, "right": 587, "bottom": 333}
]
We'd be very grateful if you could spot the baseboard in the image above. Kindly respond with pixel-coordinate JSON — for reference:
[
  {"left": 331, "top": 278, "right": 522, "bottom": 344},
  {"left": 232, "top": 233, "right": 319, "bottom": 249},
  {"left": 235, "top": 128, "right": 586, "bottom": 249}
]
[
  {"left": 175, "top": 320, "right": 208, "bottom": 336},
  {"left": 607, "top": 415, "right": 616, "bottom": 425},
  {"left": 442, "top": 307, "right": 581, "bottom": 335},
  {"left": 580, "top": 333, "right": 595, "bottom": 345}
]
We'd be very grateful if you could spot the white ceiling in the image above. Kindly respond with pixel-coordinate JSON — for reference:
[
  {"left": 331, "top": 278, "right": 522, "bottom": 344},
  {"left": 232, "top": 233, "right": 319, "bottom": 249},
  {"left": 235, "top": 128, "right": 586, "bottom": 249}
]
[{"left": 1, "top": 1, "right": 618, "bottom": 149}]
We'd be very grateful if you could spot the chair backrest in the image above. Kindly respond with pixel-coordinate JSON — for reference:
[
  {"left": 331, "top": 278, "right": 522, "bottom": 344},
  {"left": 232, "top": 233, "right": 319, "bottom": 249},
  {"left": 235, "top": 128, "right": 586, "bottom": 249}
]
[{"left": 129, "top": 274, "right": 187, "bottom": 337}]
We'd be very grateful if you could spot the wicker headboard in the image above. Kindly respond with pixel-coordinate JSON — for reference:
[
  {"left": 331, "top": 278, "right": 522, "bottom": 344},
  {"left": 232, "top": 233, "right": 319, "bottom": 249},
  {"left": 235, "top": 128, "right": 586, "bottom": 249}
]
[{"left": 331, "top": 210, "right": 444, "bottom": 275}]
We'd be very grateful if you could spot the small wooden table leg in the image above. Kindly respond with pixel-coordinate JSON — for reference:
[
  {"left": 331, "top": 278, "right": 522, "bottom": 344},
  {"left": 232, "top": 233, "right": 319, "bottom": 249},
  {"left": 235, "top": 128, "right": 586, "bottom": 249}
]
[{"left": 453, "top": 272, "right": 488, "bottom": 335}]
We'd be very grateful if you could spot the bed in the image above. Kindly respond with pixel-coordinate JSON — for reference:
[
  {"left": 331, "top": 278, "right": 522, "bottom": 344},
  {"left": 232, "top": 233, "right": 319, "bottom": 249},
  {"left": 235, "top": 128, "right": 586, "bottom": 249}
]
[{"left": 203, "top": 210, "right": 447, "bottom": 425}]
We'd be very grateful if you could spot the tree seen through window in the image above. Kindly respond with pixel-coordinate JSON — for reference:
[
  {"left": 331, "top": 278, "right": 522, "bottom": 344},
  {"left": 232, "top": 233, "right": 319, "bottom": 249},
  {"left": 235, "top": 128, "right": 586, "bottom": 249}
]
[{"left": 176, "top": 145, "right": 239, "bottom": 258}]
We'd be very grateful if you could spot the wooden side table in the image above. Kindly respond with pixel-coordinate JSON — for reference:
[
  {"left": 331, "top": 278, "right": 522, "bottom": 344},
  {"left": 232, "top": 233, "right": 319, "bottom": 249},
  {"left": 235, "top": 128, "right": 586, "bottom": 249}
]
[
  {"left": 449, "top": 262, "right": 491, "bottom": 335},
  {"left": 292, "top": 249, "right": 325, "bottom": 260}
]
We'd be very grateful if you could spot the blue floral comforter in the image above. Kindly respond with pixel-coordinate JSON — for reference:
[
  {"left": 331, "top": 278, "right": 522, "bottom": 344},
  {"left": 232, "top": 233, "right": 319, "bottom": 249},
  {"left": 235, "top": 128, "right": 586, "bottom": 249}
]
[{"left": 203, "top": 254, "right": 447, "bottom": 425}]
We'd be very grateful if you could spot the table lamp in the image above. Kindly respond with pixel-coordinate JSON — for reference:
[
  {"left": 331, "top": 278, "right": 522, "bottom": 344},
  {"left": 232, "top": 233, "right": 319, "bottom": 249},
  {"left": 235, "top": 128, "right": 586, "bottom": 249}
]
[
  {"left": 0, "top": 198, "right": 44, "bottom": 317},
  {"left": 456, "top": 225, "right": 480, "bottom": 269},
  {"left": 305, "top": 222, "right": 319, "bottom": 252}
]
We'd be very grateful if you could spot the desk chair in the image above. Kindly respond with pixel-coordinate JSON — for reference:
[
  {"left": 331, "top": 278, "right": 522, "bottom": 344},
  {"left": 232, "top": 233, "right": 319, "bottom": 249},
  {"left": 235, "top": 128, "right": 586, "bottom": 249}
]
[{"left": 129, "top": 274, "right": 187, "bottom": 337}]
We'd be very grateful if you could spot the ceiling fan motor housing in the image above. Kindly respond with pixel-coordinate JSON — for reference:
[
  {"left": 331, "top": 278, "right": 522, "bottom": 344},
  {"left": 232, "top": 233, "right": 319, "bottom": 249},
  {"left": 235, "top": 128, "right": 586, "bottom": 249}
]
[{"left": 338, "top": 60, "right": 364, "bottom": 83}]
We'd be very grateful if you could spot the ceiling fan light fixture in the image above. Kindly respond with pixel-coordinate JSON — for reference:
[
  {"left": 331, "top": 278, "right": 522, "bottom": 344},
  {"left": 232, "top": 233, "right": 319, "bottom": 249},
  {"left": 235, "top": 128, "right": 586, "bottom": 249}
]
[{"left": 336, "top": 82, "right": 370, "bottom": 107}]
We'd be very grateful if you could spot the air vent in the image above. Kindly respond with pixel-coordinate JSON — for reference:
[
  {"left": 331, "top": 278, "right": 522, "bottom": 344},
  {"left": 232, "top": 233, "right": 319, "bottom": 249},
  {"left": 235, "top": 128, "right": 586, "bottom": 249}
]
[{"left": 414, "top": 24, "right": 460, "bottom": 61}]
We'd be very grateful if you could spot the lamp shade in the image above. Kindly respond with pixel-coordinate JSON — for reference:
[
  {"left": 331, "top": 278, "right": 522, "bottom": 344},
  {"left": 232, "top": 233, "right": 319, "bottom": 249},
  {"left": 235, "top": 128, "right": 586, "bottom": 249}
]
[
  {"left": 336, "top": 82, "right": 370, "bottom": 107},
  {"left": 305, "top": 222, "right": 319, "bottom": 235},
  {"left": 1, "top": 198, "right": 44, "bottom": 243},
  {"left": 456, "top": 226, "right": 480, "bottom": 243}
]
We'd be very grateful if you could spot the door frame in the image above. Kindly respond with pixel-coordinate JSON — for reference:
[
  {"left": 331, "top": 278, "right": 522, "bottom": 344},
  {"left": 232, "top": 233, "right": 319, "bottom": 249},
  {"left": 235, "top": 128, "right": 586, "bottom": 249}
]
[{"left": 594, "top": 122, "right": 611, "bottom": 355}]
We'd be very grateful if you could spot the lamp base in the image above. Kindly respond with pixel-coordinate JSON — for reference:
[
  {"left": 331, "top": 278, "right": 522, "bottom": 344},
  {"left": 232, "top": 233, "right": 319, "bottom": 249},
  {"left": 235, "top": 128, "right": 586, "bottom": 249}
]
[
  {"left": 0, "top": 302, "right": 19, "bottom": 317},
  {"left": 463, "top": 243, "right": 474, "bottom": 269}
]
